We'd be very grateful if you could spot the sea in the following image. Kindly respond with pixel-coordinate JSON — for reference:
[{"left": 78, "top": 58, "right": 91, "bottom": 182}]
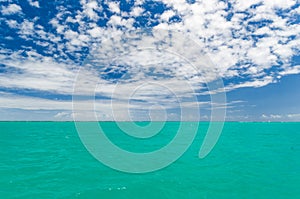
[{"left": 1, "top": 122, "right": 299, "bottom": 198}]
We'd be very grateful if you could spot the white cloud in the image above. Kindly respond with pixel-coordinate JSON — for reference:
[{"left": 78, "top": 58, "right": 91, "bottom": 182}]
[
  {"left": 108, "top": 15, "right": 134, "bottom": 28},
  {"left": 279, "top": 65, "right": 300, "bottom": 76},
  {"left": 263, "top": 0, "right": 296, "bottom": 9},
  {"left": 80, "top": 0, "right": 102, "bottom": 21},
  {"left": 108, "top": 2, "right": 120, "bottom": 14},
  {"left": 41, "top": 0, "right": 300, "bottom": 86},
  {"left": 6, "top": 20, "right": 18, "bottom": 28},
  {"left": 287, "top": 113, "right": 300, "bottom": 119},
  {"left": 261, "top": 113, "right": 300, "bottom": 121},
  {"left": 1, "top": 4, "right": 22, "bottom": 15},
  {"left": 88, "top": 26, "right": 102, "bottom": 38},
  {"left": 270, "top": 114, "right": 282, "bottom": 119},
  {"left": 233, "top": 0, "right": 263, "bottom": 11},
  {"left": 0, "top": 92, "right": 72, "bottom": 110},
  {"left": 19, "top": 20, "right": 35, "bottom": 36},
  {"left": 130, "top": 7, "right": 144, "bottom": 17},
  {"left": 0, "top": 58, "right": 78, "bottom": 94},
  {"left": 160, "top": 10, "right": 175, "bottom": 21},
  {"left": 54, "top": 111, "right": 72, "bottom": 120},
  {"left": 225, "top": 76, "right": 275, "bottom": 91},
  {"left": 28, "top": 0, "right": 40, "bottom": 8},
  {"left": 158, "top": 0, "right": 300, "bottom": 85}
]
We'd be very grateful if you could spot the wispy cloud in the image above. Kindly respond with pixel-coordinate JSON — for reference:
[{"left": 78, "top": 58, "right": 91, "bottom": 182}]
[{"left": 261, "top": 113, "right": 300, "bottom": 121}]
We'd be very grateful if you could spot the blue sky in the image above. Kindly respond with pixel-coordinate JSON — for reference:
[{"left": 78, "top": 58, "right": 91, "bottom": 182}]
[{"left": 0, "top": 0, "right": 299, "bottom": 121}]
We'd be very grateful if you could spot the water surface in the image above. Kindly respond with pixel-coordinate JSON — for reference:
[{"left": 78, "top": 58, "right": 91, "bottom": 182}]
[{"left": 1, "top": 122, "right": 299, "bottom": 198}]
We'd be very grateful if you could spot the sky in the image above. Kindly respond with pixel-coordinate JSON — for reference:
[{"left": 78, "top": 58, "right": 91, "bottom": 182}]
[{"left": 0, "top": 0, "right": 299, "bottom": 121}]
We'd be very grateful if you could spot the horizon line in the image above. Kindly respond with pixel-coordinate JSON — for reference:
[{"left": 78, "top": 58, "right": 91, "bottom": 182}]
[{"left": 0, "top": 120, "right": 299, "bottom": 123}]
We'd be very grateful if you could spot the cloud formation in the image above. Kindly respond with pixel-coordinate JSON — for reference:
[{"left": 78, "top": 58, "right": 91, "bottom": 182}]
[{"left": 0, "top": 0, "right": 299, "bottom": 120}]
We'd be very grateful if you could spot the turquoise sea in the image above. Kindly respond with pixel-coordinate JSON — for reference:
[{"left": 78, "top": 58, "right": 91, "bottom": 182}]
[{"left": 1, "top": 122, "right": 299, "bottom": 198}]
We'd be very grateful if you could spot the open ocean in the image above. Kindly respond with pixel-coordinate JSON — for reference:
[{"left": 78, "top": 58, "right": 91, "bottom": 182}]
[{"left": 1, "top": 122, "right": 299, "bottom": 198}]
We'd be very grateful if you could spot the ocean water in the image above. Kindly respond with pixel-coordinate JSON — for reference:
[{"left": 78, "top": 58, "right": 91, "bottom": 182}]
[{"left": 0, "top": 122, "right": 299, "bottom": 198}]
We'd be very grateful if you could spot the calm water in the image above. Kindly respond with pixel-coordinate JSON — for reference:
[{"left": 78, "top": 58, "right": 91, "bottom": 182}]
[{"left": 0, "top": 122, "right": 299, "bottom": 198}]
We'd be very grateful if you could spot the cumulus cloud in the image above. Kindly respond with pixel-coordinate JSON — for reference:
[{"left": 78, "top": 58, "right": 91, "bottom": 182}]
[
  {"left": 1, "top": 4, "right": 22, "bottom": 15},
  {"left": 158, "top": 0, "right": 299, "bottom": 85}
]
